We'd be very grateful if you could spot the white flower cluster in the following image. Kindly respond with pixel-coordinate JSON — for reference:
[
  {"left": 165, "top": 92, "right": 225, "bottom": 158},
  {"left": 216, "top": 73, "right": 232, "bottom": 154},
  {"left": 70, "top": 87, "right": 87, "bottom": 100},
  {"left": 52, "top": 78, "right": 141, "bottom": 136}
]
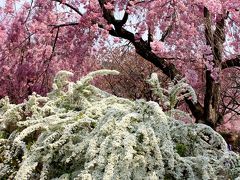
[
  {"left": 0, "top": 70, "right": 239, "bottom": 179},
  {"left": 147, "top": 73, "right": 197, "bottom": 122}
]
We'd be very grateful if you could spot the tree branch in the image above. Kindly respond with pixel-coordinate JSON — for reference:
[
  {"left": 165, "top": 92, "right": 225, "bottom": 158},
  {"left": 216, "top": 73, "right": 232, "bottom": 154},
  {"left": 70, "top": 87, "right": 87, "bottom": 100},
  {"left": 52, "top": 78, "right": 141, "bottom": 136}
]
[
  {"left": 52, "top": 0, "right": 83, "bottom": 16},
  {"left": 98, "top": 0, "right": 205, "bottom": 122},
  {"left": 222, "top": 56, "right": 240, "bottom": 69},
  {"left": 48, "top": 22, "right": 79, "bottom": 29},
  {"left": 160, "top": 11, "right": 176, "bottom": 42}
]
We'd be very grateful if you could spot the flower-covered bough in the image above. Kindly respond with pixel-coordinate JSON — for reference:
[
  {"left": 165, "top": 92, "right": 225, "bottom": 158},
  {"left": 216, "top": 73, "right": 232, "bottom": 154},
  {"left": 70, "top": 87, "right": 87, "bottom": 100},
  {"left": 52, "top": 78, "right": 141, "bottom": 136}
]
[{"left": 0, "top": 70, "right": 239, "bottom": 179}]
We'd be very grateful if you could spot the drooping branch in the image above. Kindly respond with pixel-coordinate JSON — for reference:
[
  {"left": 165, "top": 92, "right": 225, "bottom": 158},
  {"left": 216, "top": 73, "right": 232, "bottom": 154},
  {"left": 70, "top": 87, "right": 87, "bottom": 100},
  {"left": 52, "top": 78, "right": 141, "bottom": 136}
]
[
  {"left": 52, "top": 0, "right": 83, "bottom": 16},
  {"left": 24, "top": 0, "right": 34, "bottom": 24},
  {"left": 51, "top": 27, "right": 60, "bottom": 53}
]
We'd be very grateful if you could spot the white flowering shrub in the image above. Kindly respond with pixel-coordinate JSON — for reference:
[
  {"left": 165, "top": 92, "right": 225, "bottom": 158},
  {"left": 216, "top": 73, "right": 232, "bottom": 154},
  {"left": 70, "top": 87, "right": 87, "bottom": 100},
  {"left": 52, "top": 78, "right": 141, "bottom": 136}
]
[
  {"left": 0, "top": 70, "right": 239, "bottom": 180},
  {"left": 147, "top": 73, "right": 197, "bottom": 122}
]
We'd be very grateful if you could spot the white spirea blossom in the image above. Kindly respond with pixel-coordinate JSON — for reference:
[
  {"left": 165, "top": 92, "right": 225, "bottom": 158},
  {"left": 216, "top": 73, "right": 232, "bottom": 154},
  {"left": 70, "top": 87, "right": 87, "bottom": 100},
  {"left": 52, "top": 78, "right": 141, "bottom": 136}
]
[
  {"left": 0, "top": 70, "right": 239, "bottom": 179},
  {"left": 147, "top": 73, "right": 197, "bottom": 121}
]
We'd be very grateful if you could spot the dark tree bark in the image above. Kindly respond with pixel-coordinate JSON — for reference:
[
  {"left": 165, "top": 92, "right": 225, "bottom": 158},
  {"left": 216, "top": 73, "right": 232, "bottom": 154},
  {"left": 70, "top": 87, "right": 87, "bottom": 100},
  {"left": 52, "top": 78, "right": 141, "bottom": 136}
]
[{"left": 96, "top": 0, "right": 239, "bottom": 130}]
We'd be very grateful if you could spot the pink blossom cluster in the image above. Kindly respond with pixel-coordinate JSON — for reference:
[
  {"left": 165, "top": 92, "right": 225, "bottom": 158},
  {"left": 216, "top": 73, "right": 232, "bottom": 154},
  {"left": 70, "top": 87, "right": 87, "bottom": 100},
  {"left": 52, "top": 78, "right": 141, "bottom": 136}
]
[{"left": 150, "top": 41, "right": 166, "bottom": 56}]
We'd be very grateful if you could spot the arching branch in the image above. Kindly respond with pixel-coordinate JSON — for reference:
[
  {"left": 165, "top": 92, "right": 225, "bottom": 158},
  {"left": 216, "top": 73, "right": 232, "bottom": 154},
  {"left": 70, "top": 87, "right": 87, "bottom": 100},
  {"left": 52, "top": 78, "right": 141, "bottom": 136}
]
[{"left": 52, "top": 0, "right": 83, "bottom": 16}]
